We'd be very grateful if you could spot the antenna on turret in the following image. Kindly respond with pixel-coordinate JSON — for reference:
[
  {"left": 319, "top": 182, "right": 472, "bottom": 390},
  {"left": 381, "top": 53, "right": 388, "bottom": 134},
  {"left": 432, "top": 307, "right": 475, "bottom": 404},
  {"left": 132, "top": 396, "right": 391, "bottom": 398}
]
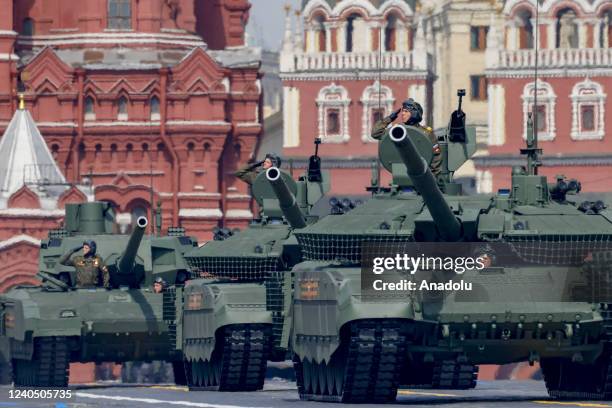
[{"left": 521, "top": 0, "right": 542, "bottom": 175}]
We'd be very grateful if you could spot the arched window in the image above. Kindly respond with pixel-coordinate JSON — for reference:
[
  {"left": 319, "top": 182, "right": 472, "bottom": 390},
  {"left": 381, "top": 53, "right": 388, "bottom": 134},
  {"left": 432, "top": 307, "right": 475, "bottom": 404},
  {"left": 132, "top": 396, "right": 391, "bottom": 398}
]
[
  {"left": 22, "top": 18, "right": 34, "bottom": 36},
  {"left": 385, "top": 14, "right": 398, "bottom": 51},
  {"left": 51, "top": 144, "right": 60, "bottom": 160},
  {"left": 515, "top": 9, "right": 534, "bottom": 49},
  {"left": 521, "top": 81, "right": 556, "bottom": 141},
  {"left": 556, "top": 8, "right": 579, "bottom": 49},
  {"left": 570, "top": 79, "right": 606, "bottom": 140},
  {"left": 117, "top": 96, "right": 128, "bottom": 121},
  {"left": 346, "top": 13, "right": 364, "bottom": 52},
  {"left": 316, "top": 83, "right": 350, "bottom": 143},
  {"left": 315, "top": 15, "right": 327, "bottom": 52},
  {"left": 150, "top": 96, "right": 160, "bottom": 121},
  {"left": 360, "top": 80, "right": 394, "bottom": 142},
  {"left": 108, "top": 0, "right": 132, "bottom": 29},
  {"left": 601, "top": 10, "right": 612, "bottom": 48},
  {"left": 84, "top": 96, "right": 95, "bottom": 120}
]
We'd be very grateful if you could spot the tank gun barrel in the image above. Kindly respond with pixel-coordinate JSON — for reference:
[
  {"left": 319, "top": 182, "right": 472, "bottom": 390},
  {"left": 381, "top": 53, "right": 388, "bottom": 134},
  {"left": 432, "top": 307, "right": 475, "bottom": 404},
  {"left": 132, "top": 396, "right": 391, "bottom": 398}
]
[
  {"left": 266, "top": 167, "right": 307, "bottom": 229},
  {"left": 389, "top": 125, "right": 462, "bottom": 241},
  {"left": 118, "top": 216, "right": 148, "bottom": 273}
]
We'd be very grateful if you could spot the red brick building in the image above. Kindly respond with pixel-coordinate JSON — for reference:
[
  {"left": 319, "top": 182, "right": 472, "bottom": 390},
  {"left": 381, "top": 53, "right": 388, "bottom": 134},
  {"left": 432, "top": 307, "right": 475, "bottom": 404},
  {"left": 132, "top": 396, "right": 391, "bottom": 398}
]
[
  {"left": 280, "top": 0, "right": 433, "bottom": 194},
  {"left": 478, "top": 0, "right": 612, "bottom": 193},
  {"left": 0, "top": 0, "right": 263, "bottom": 293}
]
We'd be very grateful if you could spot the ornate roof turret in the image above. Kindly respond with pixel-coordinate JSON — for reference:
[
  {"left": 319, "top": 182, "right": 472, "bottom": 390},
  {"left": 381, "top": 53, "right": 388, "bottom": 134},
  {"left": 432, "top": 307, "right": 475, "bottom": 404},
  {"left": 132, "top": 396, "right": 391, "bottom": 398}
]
[{"left": 0, "top": 95, "right": 66, "bottom": 200}]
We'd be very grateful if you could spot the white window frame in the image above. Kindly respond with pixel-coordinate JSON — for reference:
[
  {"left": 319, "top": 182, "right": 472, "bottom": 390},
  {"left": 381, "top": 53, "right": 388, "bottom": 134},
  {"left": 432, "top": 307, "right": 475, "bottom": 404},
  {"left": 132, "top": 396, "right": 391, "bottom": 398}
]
[
  {"left": 117, "top": 96, "right": 128, "bottom": 121},
  {"left": 316, "top": 83, "right": 350, "bottom": 143},
  {"left": 84, "top": 96, "right": 96, "bottom": 121},
  {"left": 360, "top": 80, "right": 394, "bottom": 142},
  {"left": 570, "top": 78, "right": 606, "bottom": 140},
  {"left": 150, "top": 96, "right": 160, "bottom": 121},
  {"left": 521, "top": 81, "right": 556, "bottom": 141}
]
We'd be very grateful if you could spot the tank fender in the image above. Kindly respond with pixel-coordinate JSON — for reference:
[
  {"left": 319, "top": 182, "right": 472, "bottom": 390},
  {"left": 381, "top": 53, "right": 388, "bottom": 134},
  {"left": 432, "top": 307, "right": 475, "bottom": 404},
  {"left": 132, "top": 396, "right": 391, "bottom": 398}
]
[
  {"left": 182, "top": 281, "right": 271, "bottom": 362},
  {"left": 291, "top": 263, "right": 418, "bottom": 363}
]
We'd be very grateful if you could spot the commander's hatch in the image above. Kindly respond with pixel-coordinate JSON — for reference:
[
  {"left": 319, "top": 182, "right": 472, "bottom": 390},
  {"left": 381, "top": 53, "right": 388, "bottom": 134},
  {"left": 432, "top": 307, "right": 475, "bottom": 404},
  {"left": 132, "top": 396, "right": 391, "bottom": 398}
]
[{"left": 252, "top": 169, "right": 297, "bottom": 219}]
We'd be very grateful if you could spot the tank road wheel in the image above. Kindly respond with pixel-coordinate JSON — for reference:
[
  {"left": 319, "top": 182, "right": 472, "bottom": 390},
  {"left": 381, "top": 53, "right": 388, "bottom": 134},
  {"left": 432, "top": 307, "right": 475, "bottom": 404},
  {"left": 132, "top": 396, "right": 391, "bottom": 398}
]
[
  {"left": 12, "top": 337, "right": 69, "bottom": 387},
  {"left": 187, "top": 324, "right": 271, "bottom": 391},
  {"left": 541, "top": 306, "right": 612, "bottom": 400},
  {"left": 294, "top": 319, "right": 408, "bottom": 403},
  {"left": 172, "top": 361, "right": 188, "bottom": 386},
  {"left": 541, "top": 356, "right": 612, "bottom": 400},
  {"left": 0, "top": 357, "right": 11, "bottom": 385}
]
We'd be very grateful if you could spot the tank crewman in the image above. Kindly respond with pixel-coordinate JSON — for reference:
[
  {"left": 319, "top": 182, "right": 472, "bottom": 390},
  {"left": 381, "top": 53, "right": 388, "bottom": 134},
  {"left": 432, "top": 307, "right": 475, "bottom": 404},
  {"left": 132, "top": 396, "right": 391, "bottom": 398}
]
[
  {"left": 153, "top": 277, "right": 167, "bottom": 294},
  {"left": 371, "top": 98, "right": 442, "bottom": 175},
  {"left": 234, "top": 153, "right": 282, "bottom": 186},
  {"left": 58, "top": 240, "right": 110, "bottom": 288}
]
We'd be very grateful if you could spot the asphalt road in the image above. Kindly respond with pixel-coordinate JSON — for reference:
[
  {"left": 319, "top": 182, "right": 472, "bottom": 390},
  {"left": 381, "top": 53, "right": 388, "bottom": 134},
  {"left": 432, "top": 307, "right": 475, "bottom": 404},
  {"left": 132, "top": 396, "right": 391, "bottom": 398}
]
[{"left": 0, "top": 380, "right": 608, "bottom": 408}]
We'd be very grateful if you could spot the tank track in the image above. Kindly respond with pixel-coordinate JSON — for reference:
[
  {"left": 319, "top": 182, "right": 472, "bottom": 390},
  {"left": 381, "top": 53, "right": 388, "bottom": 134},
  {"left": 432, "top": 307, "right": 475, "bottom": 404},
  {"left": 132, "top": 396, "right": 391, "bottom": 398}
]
[
  {"left": 172, "top": 361, "right": 187, "bottom": 386},
  {"left": 12, "top": 336, "right": 69, "bottom": 387},
  {"left": 0, "top": 362, "right": 11, "bottom": 385},
  {"left": 294, "top": 319, "right": 408, "bottom": 403},
  {"left": 187, "top": 324, "right": 271, "bottom": 391},
  {"left": 403, "top": 360, "right": 478, "bottom": 389},
  {"left": 541, "top": 306, "right": 612, "bottom": 400},
  {"left": 432, "top": 361, "right": 478, "bottom": 389}
]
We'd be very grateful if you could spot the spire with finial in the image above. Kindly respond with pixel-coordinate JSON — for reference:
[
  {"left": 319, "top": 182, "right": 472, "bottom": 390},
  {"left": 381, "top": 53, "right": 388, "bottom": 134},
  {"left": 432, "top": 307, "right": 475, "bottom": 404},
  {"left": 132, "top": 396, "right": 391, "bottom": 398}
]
[
  {"left": 0, "top": 92, "right": 66, "bottom": 198},
  {"left": 294, "top": 9, "right": 303, "bottom": 51},
  {"left": 413, "top": 17, "right": 427, "bottom": 69},
  {"left": 282, "top": 3, "right": 294, "bottom": 53}
]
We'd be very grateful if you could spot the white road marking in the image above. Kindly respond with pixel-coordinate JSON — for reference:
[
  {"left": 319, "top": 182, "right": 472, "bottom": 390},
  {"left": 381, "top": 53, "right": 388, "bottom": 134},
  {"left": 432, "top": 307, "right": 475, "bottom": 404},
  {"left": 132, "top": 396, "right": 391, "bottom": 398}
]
[{"left": 76, "top": 392, "right": 257, "bottom": 408}]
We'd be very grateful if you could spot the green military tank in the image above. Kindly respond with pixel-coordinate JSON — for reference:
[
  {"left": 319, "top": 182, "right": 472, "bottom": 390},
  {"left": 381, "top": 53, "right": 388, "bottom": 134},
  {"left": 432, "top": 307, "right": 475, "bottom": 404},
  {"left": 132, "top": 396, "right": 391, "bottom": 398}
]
[
  {"left": 0, "top": 201, "right": 197, "bottom": 387},
  {"left": 180, "top": 141, "right": 331, "bottom": 391},
  {"left": 289, "top": 91, "right": 612, "bottom": 403}
]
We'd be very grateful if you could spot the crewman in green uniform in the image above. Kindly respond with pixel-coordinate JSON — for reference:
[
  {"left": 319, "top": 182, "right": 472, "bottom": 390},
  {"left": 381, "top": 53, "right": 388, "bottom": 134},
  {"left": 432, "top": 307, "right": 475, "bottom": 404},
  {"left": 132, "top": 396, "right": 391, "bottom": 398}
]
[
  {"left": 234, "top": 153, "right": 282, "bottom": 186},
  {"left": 371, "top": 98, "right": 442, "bottom": 175},
  {"left": 58, "top": 240, "right": 110, "bottom": 288}
]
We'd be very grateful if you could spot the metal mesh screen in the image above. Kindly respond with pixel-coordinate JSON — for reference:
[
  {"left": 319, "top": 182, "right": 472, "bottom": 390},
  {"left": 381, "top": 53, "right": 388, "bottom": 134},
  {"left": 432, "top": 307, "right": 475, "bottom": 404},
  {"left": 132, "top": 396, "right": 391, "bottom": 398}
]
[
  {"left": 296, "top": 233, "right": 414, "bottom": 263},
  {"left": 503, "top": 235, "right": 612, "bottom": 265},
  {"left": 185, "top": 256, "right": 281, "bottom": 282},
  {"left": 162, "top": 288, "right": 177, "bottom": 349},
  {"left": 584, "top": 251, "right": 612, "bottom": 303},
  {"left": 265, "top": 271, "right": 285, "bottom": 349}
]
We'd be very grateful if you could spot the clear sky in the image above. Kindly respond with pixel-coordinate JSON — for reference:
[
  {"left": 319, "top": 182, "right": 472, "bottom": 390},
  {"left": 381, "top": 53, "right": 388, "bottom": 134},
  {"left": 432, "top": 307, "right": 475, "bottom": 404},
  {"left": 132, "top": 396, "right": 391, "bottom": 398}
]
[{"left": 246, "top": 0, "right": 302, "bottom": 51}]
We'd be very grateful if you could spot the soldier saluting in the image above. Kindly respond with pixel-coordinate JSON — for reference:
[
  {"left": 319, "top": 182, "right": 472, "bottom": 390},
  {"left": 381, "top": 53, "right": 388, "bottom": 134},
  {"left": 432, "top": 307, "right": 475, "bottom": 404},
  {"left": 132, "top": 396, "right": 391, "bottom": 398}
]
[
  {"left": 371, "top": 98, "right": 442, "bottom": 175},
  {"left": 58, "top": 240, "right": 110, "bottom": 288},
  {"left": 234, "top": 153, "right": 282, "bottom": 186}
]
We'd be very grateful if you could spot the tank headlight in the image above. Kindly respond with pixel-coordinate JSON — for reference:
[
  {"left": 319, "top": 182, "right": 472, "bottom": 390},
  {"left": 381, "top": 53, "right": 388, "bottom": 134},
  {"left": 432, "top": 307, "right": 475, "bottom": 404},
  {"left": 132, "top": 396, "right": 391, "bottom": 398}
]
[
  {"left": 4, "top": 312, "right": 15, "bottom": 328},
  {"left": 299, "top": 279, "right": 319, "bottom": 300},
  {"left": 60, "top": 310, "right": 76, "bottom": 318},
  {"left": 186, "top": 293, "right": 204, "bottom": 310}
]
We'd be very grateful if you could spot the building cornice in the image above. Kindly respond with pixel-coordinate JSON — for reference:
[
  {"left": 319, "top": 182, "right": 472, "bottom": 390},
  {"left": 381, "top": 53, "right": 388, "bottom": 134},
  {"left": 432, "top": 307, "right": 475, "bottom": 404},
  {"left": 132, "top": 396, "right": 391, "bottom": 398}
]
[
  {"left": 486, "top": 68, "right": 612, "bottom": 79},
  {"left": 16, "top": 32, "right": 206, "bottom": 48},
  {"left": 280, "top": 71, "right": 430, "bottom": 81}
]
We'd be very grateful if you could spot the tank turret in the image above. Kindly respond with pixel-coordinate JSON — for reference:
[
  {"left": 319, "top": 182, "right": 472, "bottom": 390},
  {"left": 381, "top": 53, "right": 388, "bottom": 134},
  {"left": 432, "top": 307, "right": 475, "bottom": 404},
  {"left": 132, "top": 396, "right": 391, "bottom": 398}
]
[
  {"left": 388, "top": 124, "right": 461, "bottom": 241},
  {"left": 265, "top": 167, "right": 307, "bottom": 229},
  {"left": 64, "top": 201, "right": 115, "bottom": 234}
]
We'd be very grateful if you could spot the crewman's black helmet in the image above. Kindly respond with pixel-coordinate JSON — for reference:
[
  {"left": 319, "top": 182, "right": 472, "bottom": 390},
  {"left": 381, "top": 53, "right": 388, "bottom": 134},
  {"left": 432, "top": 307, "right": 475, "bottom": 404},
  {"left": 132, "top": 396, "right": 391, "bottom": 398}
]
[
  {"left": 402, "top": 98, "right": 423, "bottom": 125},
  {"left": 82, "top": 240, "right": 97, "bottom": 256},
  {"left": 265, "top": 153, "right": 282, "bottom": 168}
]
